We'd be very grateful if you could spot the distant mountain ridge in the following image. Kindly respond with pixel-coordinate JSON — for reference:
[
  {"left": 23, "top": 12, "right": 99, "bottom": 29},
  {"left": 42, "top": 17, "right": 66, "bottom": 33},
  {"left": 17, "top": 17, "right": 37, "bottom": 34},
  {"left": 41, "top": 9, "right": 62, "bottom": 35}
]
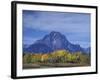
[{"left": 24, "top": 31, "right": 90, "bottom": 54}]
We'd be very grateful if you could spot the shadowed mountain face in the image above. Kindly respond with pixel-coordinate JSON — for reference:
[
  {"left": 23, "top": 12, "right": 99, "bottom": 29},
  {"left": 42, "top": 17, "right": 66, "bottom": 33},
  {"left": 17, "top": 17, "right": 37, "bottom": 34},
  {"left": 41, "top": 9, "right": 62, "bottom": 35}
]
[{"left": 24, "top": 31, "right": 90, "bottom": 54}]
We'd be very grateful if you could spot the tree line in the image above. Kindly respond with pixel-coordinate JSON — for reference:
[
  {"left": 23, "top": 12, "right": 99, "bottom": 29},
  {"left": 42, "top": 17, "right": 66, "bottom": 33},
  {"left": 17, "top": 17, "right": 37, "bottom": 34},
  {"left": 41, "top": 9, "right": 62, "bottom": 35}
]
[{"left": 23, "top": 50, "right": 90, "bottom": 64}]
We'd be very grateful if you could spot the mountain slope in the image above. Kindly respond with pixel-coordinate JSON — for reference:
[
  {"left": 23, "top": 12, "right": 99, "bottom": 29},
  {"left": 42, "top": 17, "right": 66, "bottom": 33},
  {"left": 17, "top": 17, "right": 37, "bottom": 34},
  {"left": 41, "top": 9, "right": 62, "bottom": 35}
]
[{"left": 24, "top": 31, "right": 90, "bottom": 54}]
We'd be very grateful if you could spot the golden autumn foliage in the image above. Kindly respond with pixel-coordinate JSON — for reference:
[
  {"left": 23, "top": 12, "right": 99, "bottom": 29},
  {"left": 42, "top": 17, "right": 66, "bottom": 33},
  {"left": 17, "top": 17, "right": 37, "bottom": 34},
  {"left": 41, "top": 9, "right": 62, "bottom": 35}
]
[{"left": 23, "top": 50, "right": 90, "bottom": 64}]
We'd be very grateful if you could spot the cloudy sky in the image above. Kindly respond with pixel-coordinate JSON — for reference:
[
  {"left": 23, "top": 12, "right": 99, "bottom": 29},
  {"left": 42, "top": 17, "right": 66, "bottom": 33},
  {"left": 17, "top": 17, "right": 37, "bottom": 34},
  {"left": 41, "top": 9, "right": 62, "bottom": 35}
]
[{"left": 23, "top": 10, "right": 91, "bottom": 48}]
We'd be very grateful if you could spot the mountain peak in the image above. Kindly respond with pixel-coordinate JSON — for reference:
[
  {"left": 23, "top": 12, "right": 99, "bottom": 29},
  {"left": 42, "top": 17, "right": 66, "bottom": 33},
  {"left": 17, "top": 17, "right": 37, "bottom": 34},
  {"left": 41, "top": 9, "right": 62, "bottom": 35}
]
[
  {"left": 50, "top": 31, "right": 60, "bottom": 34},
  {"left": 24, "top": 31, "right": 90, "bottom": 54},
  {"left": 49, "top": 31, "right": 61, "bottom": 36},
  {"left": 49, "top": 31, "right": 65, "bottom": 38}
]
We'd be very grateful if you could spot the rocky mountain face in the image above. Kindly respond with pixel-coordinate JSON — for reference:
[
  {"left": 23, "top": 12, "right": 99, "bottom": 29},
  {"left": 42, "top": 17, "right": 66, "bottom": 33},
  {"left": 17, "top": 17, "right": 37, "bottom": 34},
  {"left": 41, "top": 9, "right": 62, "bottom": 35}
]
[{"left": 24, "top": 31, "right": 90, "bottom": 54}]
